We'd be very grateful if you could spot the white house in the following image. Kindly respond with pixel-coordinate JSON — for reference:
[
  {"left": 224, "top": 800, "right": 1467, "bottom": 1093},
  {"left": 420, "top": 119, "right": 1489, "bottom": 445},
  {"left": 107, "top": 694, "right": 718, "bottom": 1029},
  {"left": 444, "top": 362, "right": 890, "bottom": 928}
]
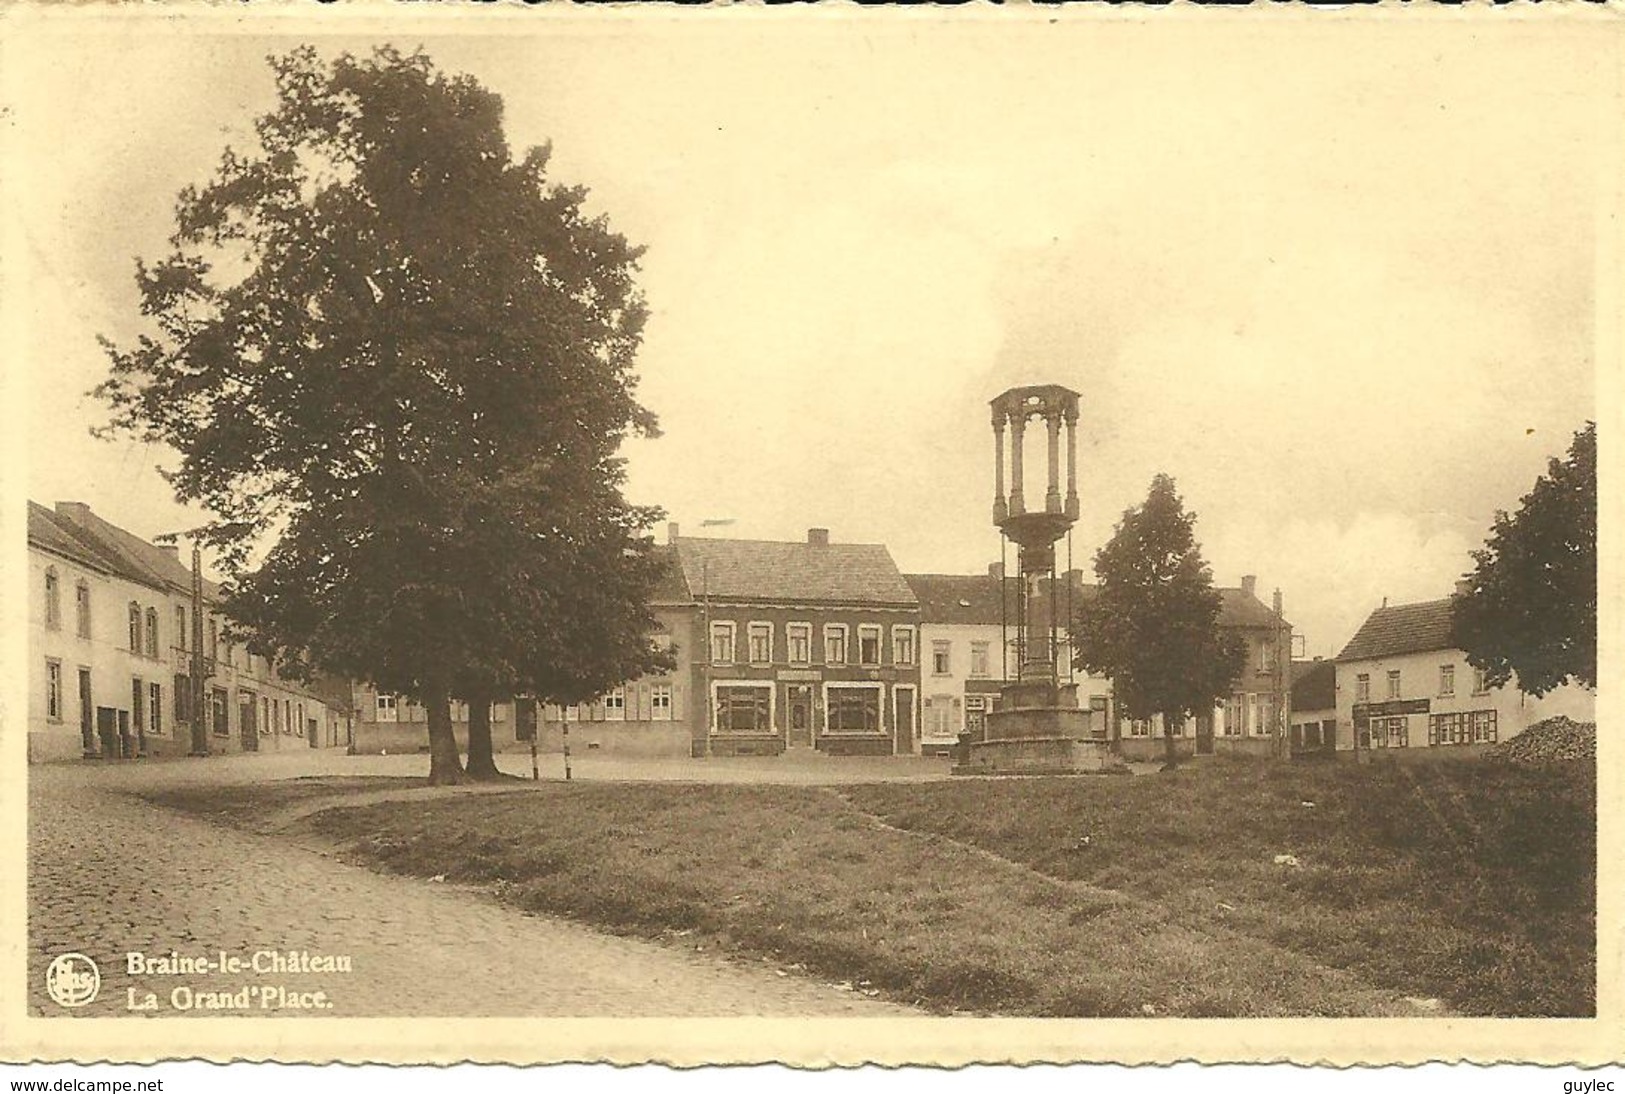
[
  {"left": 1333, "top": 594, "right": 1595, "bottom": 755},
  {"left": 27, "top": 501, "right": 340, "bottom": 763}
]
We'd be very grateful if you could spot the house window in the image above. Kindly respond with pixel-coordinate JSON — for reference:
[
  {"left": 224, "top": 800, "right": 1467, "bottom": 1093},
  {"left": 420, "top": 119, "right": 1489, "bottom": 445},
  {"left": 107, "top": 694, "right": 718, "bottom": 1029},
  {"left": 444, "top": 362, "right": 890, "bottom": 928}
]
[
  {"left": 145, "top": 607, "right": 159, "bottom": 658},
  {"left": 714, "top": 684, "right": 771, "bottom": 733},
  {"left": 208, "top": 618, "right": 219, "bottom": 662},
  {"left": 1471, "top": 709, "right": 1498, "bottom": 743},
  {"left": 651, "top": 684, "right": 672, "bottom": 720},
  {"left": 376, "top": 694, "right": 398, "bottom": 723},
  {"left": 1473, "top": 666, "right": 1490, "bottom": 695},
  {"left": 787, "top": 623, "right": 812, "bottom": 665},
  {"left": 129, "top": 602, "right": 142, "bottom": 651},
  {"left": 1439, "top": 664, "right": 1455, "bottom": 697},
  {"left": 858, "top": 625, "right": 882, "bottom": 666},
  {"left": 45, "top": 659, "right": 63, "bottom": 722},
  {"left": 131, "top": 678, "right": 144, "bottom": 736},
  {"left": 710, "top": 621, "right": 736, "bottom": 665},
  {"left": 175, "top": 605, "right": 187, "bottom": 650},
  {"left": 891, "top": 626, "right": 916, "bottom": 667},
  {"left": 826, "top": 684, "right": 881, "bottom": 734},
  {"left": 296, "top": 702, "right": 306, "bottom": 736},
  {"left": 964, "top": 694, "right": 988, "bottom": 736},
  {"left": 1386, "top": 670, "right": 1401, "bottom": 700},
  {"left": 970, "top": 642, "right": 990, "bottom": 679},
  {"left": 210, "top": 687, "right": 229, "bottom": 738},
  {"left": 75, "top": 582, "right": 91, "bottom": 638},
  {"left": 824, "top": 624, "right": 848, "bottom": 666},
  {"left": 44, "top": 568, "right": 61, "bottom": 629},
  {"left": 604, "top": 688, "right": 626, "bottom": 721},
  {"left": 932, "top": 641, "right": 951, "bottom": 676},
  {"left": 1370, "top": 715, "right": 1409, "bottom": 749},
  {"left": 747, "top": 622, "right": 773, "bottom": 665},
  {"left": 174, "top": 674, "right": 191, "bottom": 724},
  {"left": 1258, "top": 640, "right": 1276, "bottom": 672},
  {"left": 926, "top": 695, "right": 958, "bottom": 738},
  {"left": 1355, "top": 674, "right": 1371, "bottom": 704},
  {"left": 1222, "top": 696, "right": 1242, "bottom": 736},
  {"left": 1127, "top": 717, "right": 1152, "bottom": 738},
  {"left": 149, "top": 681, "right": 162, "bottom": 737}
]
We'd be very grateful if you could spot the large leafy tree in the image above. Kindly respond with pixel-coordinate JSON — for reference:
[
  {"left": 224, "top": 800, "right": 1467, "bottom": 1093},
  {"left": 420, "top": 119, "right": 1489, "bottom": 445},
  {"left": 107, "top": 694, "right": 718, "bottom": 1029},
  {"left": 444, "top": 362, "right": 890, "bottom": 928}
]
[
  {"left": 1071, "top": 474, "right": 1245, "bottom": 770},
  {"left": 96, "top": 46, "right": 669, "bottom": 783},
  {"left": 1454, "top": 422, "right": 1597, "bottom": 696}
]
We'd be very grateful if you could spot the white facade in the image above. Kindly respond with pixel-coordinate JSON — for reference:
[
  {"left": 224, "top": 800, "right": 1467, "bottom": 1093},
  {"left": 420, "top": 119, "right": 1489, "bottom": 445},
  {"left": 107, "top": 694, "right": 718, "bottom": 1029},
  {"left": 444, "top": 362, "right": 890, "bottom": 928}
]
[
  {"left": 28, "top": 503, "right": 337, "bottom": 763},
  {"left": 1334, "top": 648, "right": 1595, "bottom": 753}
]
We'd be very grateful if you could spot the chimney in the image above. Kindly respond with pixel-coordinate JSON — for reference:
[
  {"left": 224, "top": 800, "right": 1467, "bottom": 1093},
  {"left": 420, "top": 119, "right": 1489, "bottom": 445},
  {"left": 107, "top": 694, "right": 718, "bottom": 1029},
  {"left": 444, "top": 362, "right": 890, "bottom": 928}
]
[
  {"left": 1272, "top": 588, "right": 1283, "bottom": 617},
  {"left": 1240, "top": 574, "right": 1257, "bottom": 598},
  {"left": 1454, "top": 578, "right": 1472, "bottom": 597},
  {"left": 807, "top": 527, "right": 829, "bottom": 547},
  {"left": 666, "top": 522, "right": 680, "bottom": 546},
  {"left": 54, "top": 501, "right": 92, "bottom": 523},
  {"left": 158, "top": 544, "right": 180, "bottom": 559},
  {"left": 988, "top": 562, "right": 1004, "bottom": 580}
]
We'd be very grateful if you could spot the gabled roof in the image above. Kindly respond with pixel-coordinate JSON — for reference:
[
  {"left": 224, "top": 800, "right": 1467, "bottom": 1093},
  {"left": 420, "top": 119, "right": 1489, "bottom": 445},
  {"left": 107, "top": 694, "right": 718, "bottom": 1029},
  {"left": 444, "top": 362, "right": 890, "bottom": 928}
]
[
  {"left": 1291, "top": 659, "right": 1337, "bottom": 711},
  {"left": 1336, "top": 597, "right": 1456, "bottom": 663},
  {"left": 646, "top": 543, "right": 693, "bottom": 605},
  {"left": 906, "top": 568, "right": 1286, "bottom": 631},
  {"left": 905, "top": 573, "right": 1009, "bottom": 626},
  {"left": 674, "top": 537, "right": 917, "bottom": 607},
  {"left": 28, "top": 502, "right": 121, "bottom": 575},
  {"left": 30, "top": 501, "right": 221, "bottom": 601},
  {"left": 1217, "top": 587, "right": 1285, "bottom": 629}
]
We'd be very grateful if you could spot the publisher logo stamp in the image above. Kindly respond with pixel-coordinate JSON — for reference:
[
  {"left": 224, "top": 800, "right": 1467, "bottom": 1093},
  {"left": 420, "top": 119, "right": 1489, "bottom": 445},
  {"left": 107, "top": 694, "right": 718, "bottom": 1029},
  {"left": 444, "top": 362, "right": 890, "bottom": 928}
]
[{"left": 45, "top": 952, "right": 101, "bottom": 1008}]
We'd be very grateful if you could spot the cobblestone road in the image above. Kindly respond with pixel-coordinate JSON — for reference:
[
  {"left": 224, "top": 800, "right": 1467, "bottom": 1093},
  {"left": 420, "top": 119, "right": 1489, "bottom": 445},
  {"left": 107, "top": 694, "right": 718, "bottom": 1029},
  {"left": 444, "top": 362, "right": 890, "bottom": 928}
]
[{"left": 28, "top": 762, "right": 912, "bottom": 1018}]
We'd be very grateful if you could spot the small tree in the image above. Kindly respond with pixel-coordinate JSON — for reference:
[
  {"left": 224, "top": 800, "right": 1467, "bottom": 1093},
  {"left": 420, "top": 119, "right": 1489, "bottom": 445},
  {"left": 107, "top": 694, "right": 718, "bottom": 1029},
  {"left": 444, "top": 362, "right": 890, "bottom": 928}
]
[
  {"left": 1454, "top": 422, "right": 1597, "bottom": 696},
  {"left": 95, "top": 46, "right": 666, "bottom": 783},
  {"left": 1072, "top": 474, "right": 1244, "bottom": 770}
]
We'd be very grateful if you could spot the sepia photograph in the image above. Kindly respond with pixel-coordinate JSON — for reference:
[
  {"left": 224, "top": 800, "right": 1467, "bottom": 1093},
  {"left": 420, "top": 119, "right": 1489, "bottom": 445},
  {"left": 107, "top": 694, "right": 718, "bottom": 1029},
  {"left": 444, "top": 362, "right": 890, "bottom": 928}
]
[{"left": 1, "top": 2, "right": 1617, "bottom": 1069}]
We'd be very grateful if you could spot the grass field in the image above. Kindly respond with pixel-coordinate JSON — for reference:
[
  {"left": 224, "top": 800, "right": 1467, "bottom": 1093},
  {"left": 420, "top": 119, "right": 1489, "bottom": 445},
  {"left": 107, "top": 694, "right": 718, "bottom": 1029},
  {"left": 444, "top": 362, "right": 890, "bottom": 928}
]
[{"left": 142, "top": 754, "right": 1593, "bottom": 1018}]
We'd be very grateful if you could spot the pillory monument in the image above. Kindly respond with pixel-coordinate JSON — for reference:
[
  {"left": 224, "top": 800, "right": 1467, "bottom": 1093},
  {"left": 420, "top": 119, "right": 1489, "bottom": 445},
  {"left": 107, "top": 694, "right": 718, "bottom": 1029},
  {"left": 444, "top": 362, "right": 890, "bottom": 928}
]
[{"left": 957, "top": 384, "right": 1125, "bottom": 775}]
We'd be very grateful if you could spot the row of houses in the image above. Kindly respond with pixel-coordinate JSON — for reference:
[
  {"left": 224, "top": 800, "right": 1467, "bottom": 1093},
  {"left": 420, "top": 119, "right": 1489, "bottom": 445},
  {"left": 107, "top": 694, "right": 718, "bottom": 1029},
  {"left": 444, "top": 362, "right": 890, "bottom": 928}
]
[
  {"left": 31, "top": 503, "right": 1586, "bottom": 766},
  {"left": 346, "top": 523, "right": 1295, "bottom": 761},
  {"left": 26, "top": 501, "right": 348, "bottom": 764}
]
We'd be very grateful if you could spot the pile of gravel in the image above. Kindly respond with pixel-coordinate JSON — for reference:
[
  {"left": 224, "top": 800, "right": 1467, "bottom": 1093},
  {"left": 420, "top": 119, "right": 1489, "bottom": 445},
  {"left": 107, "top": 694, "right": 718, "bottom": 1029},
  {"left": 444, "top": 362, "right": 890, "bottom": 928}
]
[{"left": 1487, "top": 715, "right": 1596, "bottom": 765}]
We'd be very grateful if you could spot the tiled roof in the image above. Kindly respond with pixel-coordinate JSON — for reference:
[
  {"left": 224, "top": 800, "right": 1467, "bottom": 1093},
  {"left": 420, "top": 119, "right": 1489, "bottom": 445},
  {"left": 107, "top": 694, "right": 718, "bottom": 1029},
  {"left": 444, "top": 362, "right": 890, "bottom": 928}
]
[
  {"left": 674, "top": 537, "right": 917, "bottom": 607},
  {"left": 1291, "top": 659, "right": 1337, "bottom": 711},
  {"left": 647, "top": 544, "right": 693, "bottom": 604},
  {"left": 32, "top": 501, "right": 222, "bottom": 601},
  {"left": 1336, "top": 597, "right": 1457, "bottom": 662},
  {"left": 904, "top": 573, "right": 1009, "bottom": 625},
  {"left": 27, "top": 502, "right": 121, "bottom": 575},
  {"left": 907, "top": 569, "right": 1285, "bottom": 631}
]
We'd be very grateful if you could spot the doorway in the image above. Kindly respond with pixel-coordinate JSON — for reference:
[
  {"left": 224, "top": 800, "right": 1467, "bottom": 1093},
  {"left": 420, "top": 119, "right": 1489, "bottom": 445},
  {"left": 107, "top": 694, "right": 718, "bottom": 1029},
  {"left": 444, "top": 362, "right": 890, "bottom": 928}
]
[
  {"left": 1196, "top": 713, "right": 1214, "bottom": 755},
  {"left": 78, "top": 669, "right": 94, "bottom": 755},
  {"left": 786, "top": 685, "right": 813, "bottom": 748},
  {"left": 893, "top": 686, "right": 916, "bottom": 755},
  {"left": 239, "top": 691, "right": 259, "bottom": 752}
]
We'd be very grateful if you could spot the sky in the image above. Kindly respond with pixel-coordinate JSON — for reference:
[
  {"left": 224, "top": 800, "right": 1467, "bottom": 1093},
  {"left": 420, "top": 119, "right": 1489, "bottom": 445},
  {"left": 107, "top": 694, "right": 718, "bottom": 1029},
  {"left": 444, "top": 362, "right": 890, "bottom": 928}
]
[{"left": 3, "top": 9, "right": 1614, "bottom": 658}]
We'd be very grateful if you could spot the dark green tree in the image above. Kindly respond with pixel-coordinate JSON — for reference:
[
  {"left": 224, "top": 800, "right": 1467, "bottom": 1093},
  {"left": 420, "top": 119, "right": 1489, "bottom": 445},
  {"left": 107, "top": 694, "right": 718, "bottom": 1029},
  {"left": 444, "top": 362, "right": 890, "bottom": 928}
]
[
  {"left": 95, "top": 46, "right": 669, "bottom": 783},
  {"left": 1454, "top": 422, "right": 1597, "bottom": 696},
  {"left": 1071, "top": 474, "right": 1245, "bottom": 770}
]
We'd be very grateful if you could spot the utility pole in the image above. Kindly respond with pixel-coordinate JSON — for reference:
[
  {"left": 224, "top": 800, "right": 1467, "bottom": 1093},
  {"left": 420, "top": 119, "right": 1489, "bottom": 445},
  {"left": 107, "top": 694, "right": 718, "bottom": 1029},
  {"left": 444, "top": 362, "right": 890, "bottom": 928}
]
[{"left": 189, "top": 542, "right": 209, "bottom": 756}]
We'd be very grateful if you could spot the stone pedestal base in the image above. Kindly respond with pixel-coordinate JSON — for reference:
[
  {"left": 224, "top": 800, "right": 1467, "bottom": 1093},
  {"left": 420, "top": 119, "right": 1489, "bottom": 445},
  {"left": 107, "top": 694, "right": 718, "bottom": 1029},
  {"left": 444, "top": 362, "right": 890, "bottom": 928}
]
[{"left": 956, "top": 734, "right": 1126, "bottom": 776}]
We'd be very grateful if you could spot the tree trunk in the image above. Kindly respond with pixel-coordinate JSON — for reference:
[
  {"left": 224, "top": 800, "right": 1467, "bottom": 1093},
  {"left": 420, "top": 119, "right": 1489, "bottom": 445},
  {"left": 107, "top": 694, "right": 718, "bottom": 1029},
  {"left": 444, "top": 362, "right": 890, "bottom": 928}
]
[
  {"left": 465, "top": 689, "right": 502, "bottom": 781},
  {"left": 1161, "top": 712, "right": 1180, "bottom": 771},
  {"left": 424, "top": 682, "right": 465, "bottom": 786}
]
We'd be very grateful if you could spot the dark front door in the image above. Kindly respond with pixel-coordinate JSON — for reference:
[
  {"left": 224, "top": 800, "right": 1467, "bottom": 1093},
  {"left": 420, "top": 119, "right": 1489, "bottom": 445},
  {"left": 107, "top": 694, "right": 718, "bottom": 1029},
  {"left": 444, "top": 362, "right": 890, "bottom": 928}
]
[
  {"left": 1196, "top": 713, "right": 1214, "bottom": 755},
  {"left": 95, "top": 707, "right": 116, "bottom": 758},
  {"left": 786, "top": 686, "right": 813, "bottom": 748},
  {"left": 78, "top": 670, "right": 94, "bottom": 755},
  {"left": 894, "top": 688, "right": 915, "bottom": 755},
  {"left": 239, "top": 693, "right": 258, "bottom": 752}
]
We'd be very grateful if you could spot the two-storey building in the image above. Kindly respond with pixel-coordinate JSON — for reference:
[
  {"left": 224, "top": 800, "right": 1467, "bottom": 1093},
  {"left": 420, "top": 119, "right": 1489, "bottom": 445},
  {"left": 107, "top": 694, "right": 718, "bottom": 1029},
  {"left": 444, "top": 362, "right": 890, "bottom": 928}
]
[
  {"left": 1334, "top": 593, "right": 1595, "bottom": 755},
  {"left": 27, "top": 501, "right": 339, "bottom": 763},
  {"left": 676, "top": 529, "right": 921, "bottom": 757}
]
